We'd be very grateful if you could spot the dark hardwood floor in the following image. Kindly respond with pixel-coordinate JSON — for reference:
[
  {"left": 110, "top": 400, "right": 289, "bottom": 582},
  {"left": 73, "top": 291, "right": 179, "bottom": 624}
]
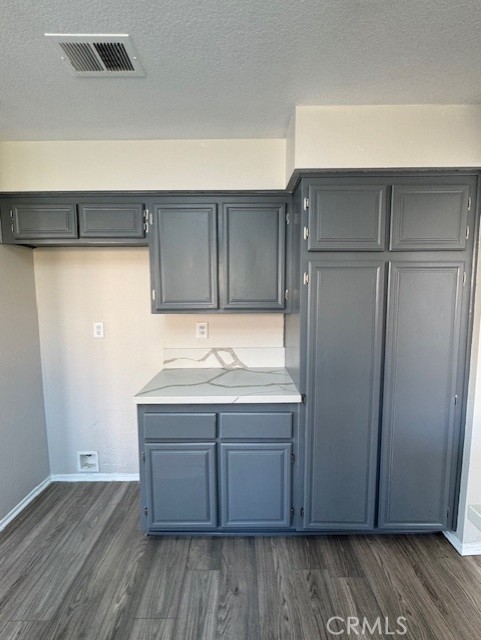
[{"left": 1, "top": 482, "right": 480, "bottom": 640}]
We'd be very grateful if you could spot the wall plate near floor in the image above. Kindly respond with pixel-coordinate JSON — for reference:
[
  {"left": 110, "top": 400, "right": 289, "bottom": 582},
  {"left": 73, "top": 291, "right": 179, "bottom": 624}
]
[{"left": 77, "top": 451, "right": 99, "bottom": 472}]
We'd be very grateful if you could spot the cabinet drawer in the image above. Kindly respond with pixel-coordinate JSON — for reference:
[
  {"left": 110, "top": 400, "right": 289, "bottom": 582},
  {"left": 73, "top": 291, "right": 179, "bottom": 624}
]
[
  {"left": 144, "top": 413, "right": 216, "bottom": 439},
  {"left": 219, "top": 412, "right": 292, "bottom": 439}
]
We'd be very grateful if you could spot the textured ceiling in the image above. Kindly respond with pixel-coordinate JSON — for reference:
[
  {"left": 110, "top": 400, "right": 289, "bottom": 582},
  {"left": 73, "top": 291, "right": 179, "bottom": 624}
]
[{"left": 1, "top": 0, "right": 480, "bottom": 140}]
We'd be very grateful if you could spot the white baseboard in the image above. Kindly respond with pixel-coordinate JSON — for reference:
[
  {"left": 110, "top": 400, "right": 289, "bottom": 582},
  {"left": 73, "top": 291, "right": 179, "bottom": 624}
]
[
  {"left": 50, "top": 473, "right": 139, "bottom": 482},
  {"left": 0, "top": 476, "right": 51, "bottom": 533},
  {"left": 444, "top": 531, "right": 481, "bottom": 556}
]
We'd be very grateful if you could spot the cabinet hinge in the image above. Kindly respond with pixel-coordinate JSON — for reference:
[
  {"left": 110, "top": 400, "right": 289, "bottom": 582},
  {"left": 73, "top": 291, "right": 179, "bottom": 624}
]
[
  {"left": 468, "top": 197, "right": 472, "bottom": 212},
  {"left": 303, "top": 272, "right": 309, "bottom": 285},
  {"left": 9, "top": 209, "right": 13, "bottom": 219},
  {"left": 143, "top": 209, "right": 150, "bottom": 233},
  {"left": 303, "top": 226, "right": 309, "bottom": 240},
  {"left": 143, "top": 208, "right": 149, "bottom": 220},
  {"left": 144, "top": 506, "right": 148, "bottom": 516},
  {"left": 463, "top": 272, "right": 467, "bottom": 287},
  {"left": 300, "top": 507, "right": 304, "bottom": 518},
  {"left": 303, "top": 196, "right": 309, "bottom": 211},
  {"left": 152, "top": 289, "right": 156, "bottom": 302},
  {"left": 285, "top": 288, "right": 289, "bottom": 301},
  {"left": 291, "top": 452, "right": 295, "bottom": 464},
  {"left": 144, "top": 221, "right": 150, "bottom": 233},
  {"left": 286, "top": 213, "right": 290, "bottom": 224},
  {"left": 142, "top": 451, "right": 146, "bottom": 462},
  {"left": 290, "top": 507, "right": 295, "bottom": 520},
  {"left": 11, "top": 224, "right": 14, "bottom": 233},
  {"left": 301, "top": 393, "right": 307, "bottom": 404},
  {"left": 454, "top": 394, "right": 458, "bottom": 406},
  {"left": 466, "top": 226, "right": 470, "bottom": 240}
]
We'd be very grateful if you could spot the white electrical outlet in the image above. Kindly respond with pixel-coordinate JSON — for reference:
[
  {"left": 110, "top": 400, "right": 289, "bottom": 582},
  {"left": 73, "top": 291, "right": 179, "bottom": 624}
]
[
  {"left": 93, "top": 321, "right": 104, "bottom": 339},
  {"left": 77, "top": 451, "right": 99, "bottom": 472},
  {"left": 196, "top": 322, "right": 209, "bottom": 339}
]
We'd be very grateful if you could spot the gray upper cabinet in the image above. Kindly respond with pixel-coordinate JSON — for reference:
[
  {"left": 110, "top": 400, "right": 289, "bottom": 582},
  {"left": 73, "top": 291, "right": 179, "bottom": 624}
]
[
  {"left": 219, "top": 442, "right": 292, "bottom": 528},
  {"left": 145, "top": 442, "right": 217, "bottom": 530},
  {"left": 303, "top": 260, "right": 385, "bottom": 530},
  {"left": 11, "top": 203, "right": 78, "bottom": 240},
  {"left": 0, "top": 197, "right": 148, "bottom": 245},
  {"left": 151, "top": 203, "right": 218, "bottom": 311},
  {"left": 220, "top": 202, "right": 285, "bottom": 309},
  {"left": 150, "top": 196, "right": 288, "bottom": 313},
  {"left": 306, "top": 182, "right": 387, "bottom": 251},
  {"left": 78, "top": 203, "right": 145, "bottom": 238},
  {"left": 378, "top": 262, "right": 465, "bottom": 530},
  {"left": 390, "top": 184, "right": 470, "bottom": 250}
]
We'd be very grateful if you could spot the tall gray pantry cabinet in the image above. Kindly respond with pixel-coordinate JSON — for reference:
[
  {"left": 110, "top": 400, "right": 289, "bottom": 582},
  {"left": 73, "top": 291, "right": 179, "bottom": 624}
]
[{"left": 285, "top": 175, "right": 477, "bottom": 532}]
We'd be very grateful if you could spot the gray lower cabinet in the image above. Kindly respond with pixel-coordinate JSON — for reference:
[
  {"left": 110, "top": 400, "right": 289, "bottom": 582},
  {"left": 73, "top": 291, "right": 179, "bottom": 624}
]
[
  {"left": 219, "top": 443, "right": 292, "bottom": 528},
  {"left": 138, "top": 405, "right": 297, "bottom": 533},
  {"left": 145, "top": 442, "right": 217, "bottom": 530}
]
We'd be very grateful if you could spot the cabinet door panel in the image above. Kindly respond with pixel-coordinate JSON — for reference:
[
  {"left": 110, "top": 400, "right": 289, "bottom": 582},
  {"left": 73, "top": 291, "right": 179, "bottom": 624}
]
[
  {"left": 13, "top": 204, "right": 78, "bottom": 239},
  {"left": 79, "top": 203, "right": 145, "bottom": 238},
  {"left": 152, "top": 204, "right": 218, "bottom": 310},
  {"left": 145, "top": 443, "right": 217, "bottom": 530},
  {"left": 390, "top": 184, "right": 469, "bottom": 250},
  {"left": 221, "top": 203, "right": 285, "bottom": 309},
  {"left": 378, "top": 263, "right": 464, "bottom": 529},
  {"left": 220, "top": 443, "right": 292, "bottom": 528},
  {"left": 304, "top": 261, "right": 385, "bottom": 529},
  {"left": 308, "top": 184, "right": 387, "bottom": 251}
]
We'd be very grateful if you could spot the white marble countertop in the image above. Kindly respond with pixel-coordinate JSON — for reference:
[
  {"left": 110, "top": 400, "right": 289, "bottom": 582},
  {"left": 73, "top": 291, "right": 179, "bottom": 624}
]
[{"left": 134, "top": 367, "right": 302, "bottom": 404}]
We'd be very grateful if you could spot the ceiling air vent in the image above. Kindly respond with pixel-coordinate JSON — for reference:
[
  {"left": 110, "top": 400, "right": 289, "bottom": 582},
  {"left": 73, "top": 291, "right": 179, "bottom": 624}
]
[{"left": 45, "top": 34, "right": 144, "bottom": 77}]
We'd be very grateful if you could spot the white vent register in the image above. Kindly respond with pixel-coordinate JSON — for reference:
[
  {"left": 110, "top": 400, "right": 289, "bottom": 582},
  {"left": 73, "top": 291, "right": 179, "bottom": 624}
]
[{"left": 45, "top": 34, "right": 144, "bottom": 76}]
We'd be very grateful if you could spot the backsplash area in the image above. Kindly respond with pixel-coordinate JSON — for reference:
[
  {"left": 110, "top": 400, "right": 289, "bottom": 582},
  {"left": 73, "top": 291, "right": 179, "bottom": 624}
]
[{"left": 163, "top": 347, "right": 285, "bottom": 369}]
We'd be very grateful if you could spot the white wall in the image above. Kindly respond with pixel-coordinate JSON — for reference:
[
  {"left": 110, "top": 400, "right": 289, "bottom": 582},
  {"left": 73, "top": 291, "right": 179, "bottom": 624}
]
[
  {"left": 292, "top": 105, "right": 481, "bottom": 171},
  {"left": 0, "top": 245, "right": 49, "bottom": 521},
  {"left": 0, "top": 139, "right": 286, "bottom": 191}
]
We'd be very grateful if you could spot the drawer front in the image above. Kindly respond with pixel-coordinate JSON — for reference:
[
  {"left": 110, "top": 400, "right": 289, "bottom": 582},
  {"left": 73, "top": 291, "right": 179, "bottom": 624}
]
[
  {"left": 144, "top": 413, "right": 216, "bottom": 440},
  {"left": 219, "top": 412, "right": 293, "bottom": 439}
]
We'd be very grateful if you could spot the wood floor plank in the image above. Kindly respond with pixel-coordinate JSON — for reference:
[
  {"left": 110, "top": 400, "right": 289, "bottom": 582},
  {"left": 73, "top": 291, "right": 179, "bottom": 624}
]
[
  {"left": 171, "top": 570, "right": 220, "bottom": 640},
  {"left": 186, "top": 537, "right": 223, "bottom": 571},
  {"left": 0, "top": 621, "right": 50, "bottom": 640},
  {"left": 128, "top": 619, "right": 175, "bottom": 640},
  {"left": 135, "top": 537, "right": 191, "bottom": 619}
]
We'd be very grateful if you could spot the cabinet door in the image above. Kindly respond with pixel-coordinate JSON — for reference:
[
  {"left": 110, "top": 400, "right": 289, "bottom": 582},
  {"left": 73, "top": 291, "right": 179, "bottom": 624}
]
[
  {"left": 151, "top": 204, "right": 218, "bottom": 310},
  {"left": 378, "top": 262, "right": 465, "bottom": 529},
  {"left": 11, "top": 203, "right": 78, "bottom": 240},
  {"left": 307, "top": 183, "right": 387, "bottom": 251},
  {"left": 220, "top": 443, "right": 292, "bottom": 528},
  {"left": 145, "top": 443, "right": 217, "bottom": 530},
  {"left": 390, "top": 184, "right": 470, "bottom": 250},
  {"left": 220, "top": 203, "right": 285, "bottom": 310},
  {"left": 79, "top": 203, "right": 145, "bottom": 238},
  {"left": 303, "top": 261, "right": 385, "bottom": 530}
]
